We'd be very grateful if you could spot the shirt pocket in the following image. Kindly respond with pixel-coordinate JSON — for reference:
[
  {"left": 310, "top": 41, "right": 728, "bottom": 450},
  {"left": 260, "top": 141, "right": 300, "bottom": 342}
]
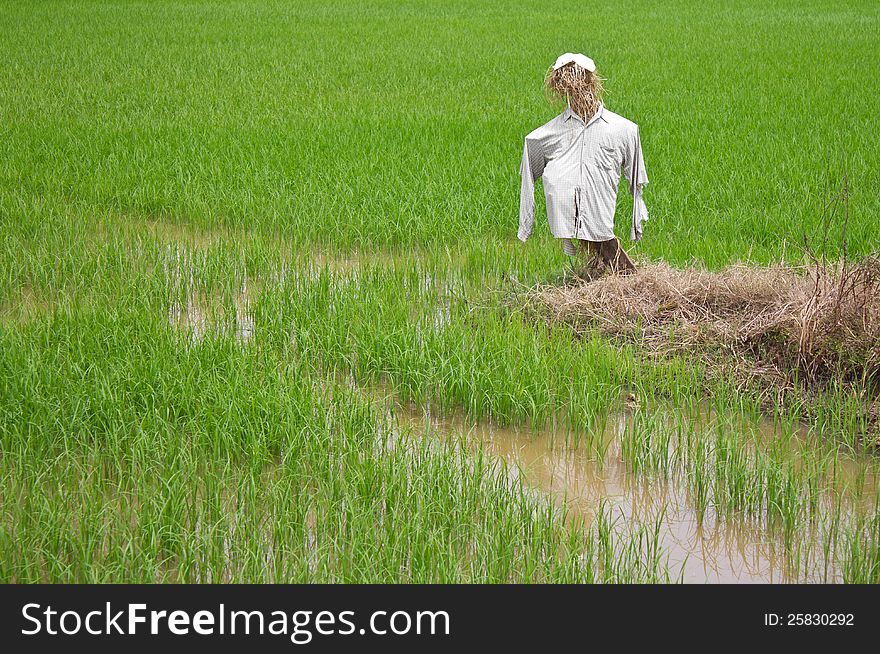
[{"left": 593, "top": 143, "right": 620, "bottom": 172}]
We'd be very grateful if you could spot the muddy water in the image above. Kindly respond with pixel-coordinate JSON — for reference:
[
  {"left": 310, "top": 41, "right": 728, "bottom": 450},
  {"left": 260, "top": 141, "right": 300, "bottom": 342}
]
[
  {"left": 155, "top": 249, "right": 876, "bottom": 582},
  {"left": 396, "top": 404, "right": 876, "bottom": 583},
  {"left": 163, "top": 245, "right": 255, "bottom": 342},
  {"left": 162, "top": 249, "right": 452, "bottom": 343},
  {"left": 167, "top": 288, "right": 254, "bottom": 342}
]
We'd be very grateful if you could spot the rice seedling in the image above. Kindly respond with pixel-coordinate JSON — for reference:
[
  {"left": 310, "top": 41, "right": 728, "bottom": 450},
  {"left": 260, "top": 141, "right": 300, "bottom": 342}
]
[{"left": 2, "top": 0, "right": 879, "bottom": 584}]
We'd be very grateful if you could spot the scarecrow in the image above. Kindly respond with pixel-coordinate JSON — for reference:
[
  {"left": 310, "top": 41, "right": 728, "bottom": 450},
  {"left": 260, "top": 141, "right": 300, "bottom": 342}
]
[{"left": 518, "top": 53, "right": 648, "bottom": 275}]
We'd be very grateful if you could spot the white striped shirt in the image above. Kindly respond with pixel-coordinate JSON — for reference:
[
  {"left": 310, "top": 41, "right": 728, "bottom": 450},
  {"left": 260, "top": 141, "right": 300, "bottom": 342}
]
[{"left": 518, "top": 103, "right": 649, "bottom": 255}]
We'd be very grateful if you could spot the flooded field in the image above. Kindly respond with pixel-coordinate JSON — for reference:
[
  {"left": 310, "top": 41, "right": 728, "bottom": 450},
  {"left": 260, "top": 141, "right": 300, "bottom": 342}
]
[
  {"left": 144, "top": 247, "right": 880, "bottom": 583},
  {"left": 3, "top": 0, "right": 880, "bottom": 584},
  {"left": 4, "top": 234, "right": 876, "bottom": 583},
  {"left": 399, "top": 404, "right": 879, "bottom": 583}
]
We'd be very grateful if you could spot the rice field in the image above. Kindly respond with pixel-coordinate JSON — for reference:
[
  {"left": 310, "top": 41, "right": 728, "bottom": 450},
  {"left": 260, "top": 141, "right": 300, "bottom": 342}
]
[{"left": 1, "top": 0, "right": 879, "bottom": 583}]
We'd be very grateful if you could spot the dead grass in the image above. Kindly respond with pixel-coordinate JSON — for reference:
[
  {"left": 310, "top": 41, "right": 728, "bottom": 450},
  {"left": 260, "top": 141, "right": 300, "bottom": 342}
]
[{"left": 526, "top": 255, "right": 880, "bottom": 437}]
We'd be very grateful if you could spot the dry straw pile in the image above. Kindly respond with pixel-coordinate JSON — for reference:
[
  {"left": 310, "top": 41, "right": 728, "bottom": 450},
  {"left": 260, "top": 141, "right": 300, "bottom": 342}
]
[{"left": 531, "top": 255, "right": 880, "bottom": 389}]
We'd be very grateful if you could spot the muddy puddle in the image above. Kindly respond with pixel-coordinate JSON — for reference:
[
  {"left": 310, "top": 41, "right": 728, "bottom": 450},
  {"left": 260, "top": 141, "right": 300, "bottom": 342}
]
[
  {"left": 395, "top": 403, "right": 878, "bottom": 583},
  {"left": 161, "top": 245, "right": 452, "bottom": 342},
  {"left": 163, "top": 245, "right": 255, "bottom": 342},
  {"left": 154, "top": 246, "right": 878, "bottom": 582},
  {"left": 167, "top": 287, "right": 255, "bottom": 343}
]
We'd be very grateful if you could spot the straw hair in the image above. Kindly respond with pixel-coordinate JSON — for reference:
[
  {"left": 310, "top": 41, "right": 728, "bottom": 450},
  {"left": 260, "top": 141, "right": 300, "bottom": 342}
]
[{"left": 543, "top": 62, "right": 605, "bottom": 122}]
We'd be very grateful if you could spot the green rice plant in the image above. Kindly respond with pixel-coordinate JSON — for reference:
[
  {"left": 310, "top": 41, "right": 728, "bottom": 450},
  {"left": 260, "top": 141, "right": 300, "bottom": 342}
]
[
  {"left": 619, "top": 411, "right": 672, "bottom": 477},
  {"left": 2, "top": 0, "right": 879, "bottom": 584},
  {"left": 840, "top": 490, "right": 880, "bottom": 584}
]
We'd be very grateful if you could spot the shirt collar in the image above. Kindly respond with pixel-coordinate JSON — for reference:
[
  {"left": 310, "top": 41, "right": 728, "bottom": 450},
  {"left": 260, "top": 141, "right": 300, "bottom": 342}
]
[{"left": 563, "top": 102, "right": 606, "bottom": 126}]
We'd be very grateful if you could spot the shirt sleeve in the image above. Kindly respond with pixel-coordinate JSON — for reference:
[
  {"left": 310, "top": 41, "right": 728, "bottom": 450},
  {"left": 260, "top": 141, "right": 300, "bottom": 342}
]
[
  {"left": 518, "top": 136, "right": 545, "bottom": 242},
  {"left": 623, "top": 126, "right": 649, "bottom": 242}
]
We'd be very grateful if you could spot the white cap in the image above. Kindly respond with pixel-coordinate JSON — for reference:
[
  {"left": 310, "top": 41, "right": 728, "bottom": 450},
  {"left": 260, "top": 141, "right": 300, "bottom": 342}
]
[{"left": 552, "top": 52, "right": 596, "bottom": 73}]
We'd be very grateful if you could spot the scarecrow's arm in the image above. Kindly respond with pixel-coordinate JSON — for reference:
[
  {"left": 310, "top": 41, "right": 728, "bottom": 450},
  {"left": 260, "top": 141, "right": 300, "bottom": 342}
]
[
  {"left": 518, "top": 137, "right": 545, "bottom": 242},
  {"left": 623, "top": 126, "right": 649, "bottom": 242}
]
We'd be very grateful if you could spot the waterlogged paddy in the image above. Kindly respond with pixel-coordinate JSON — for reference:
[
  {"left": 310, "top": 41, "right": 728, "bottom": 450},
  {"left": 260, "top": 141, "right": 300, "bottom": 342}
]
[
  {"left": 144, "top": 246, "right": 880, "bottom": 584},
  {"left": 4, "top": 236, "right": 880, "bottom": 583},
  {"left": 4, "top": 0, "right": 880, "bottom": 583},
  {"left": 398, "top": 404, "right": 879, "bottom": 583}
]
